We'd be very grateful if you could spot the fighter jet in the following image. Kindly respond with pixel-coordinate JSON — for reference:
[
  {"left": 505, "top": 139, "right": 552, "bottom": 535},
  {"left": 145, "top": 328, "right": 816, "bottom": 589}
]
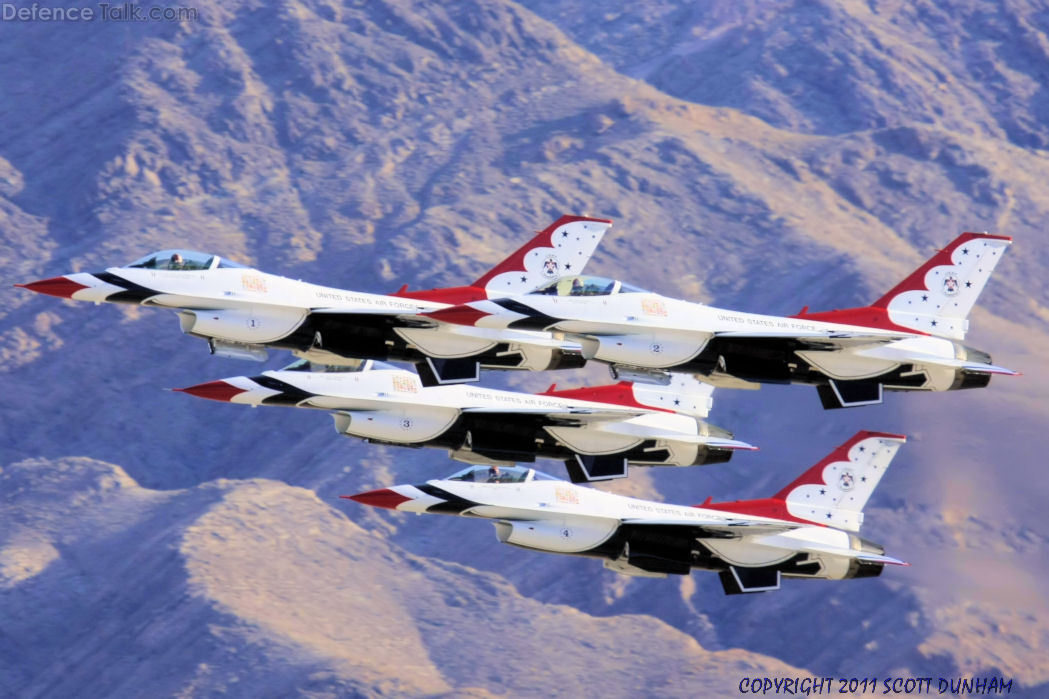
[
  {"left": 424, "top": 232, "right": 1016, "bottom": 407},
  {"left": 16, "top": 215, "right": 611, "bottom": 384},
  {"left": 345, "top": 430, "right": 907, "bottom": 594},
  {"left": 175, "top": 359, "right": 754, "bottom": 482}
]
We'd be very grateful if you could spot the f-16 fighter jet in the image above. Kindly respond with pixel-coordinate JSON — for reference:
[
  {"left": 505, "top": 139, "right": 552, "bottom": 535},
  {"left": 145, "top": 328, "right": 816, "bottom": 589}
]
[
  {"left": 424, "top": 233, "right": 1016, "bottom": 407},
  {"left": 176, "top": 359, "right": 754, "bottom": 482},
  {"left": 345, "top": 431, "right": 907, "bottom": 594},
  {"left": 16, "top": 215, "right": 610, "bottom": 384}
]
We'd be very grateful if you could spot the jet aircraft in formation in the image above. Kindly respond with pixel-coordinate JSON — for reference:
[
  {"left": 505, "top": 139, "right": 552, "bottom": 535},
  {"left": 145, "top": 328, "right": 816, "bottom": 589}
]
[
  {"left": 17, "top": 215, "right": 612, "bottom": 384},
  {"left": 18, "top": 216, "right": 1016, "bottom": 591},
  {"left": 346, "top": 431, "right": 907, "bottom": 594},
  {"left": 423, "top": 233, "right": 1015, "bottom": 408},
  {"left": 176, "top": 359, "right": 753, "bottom": 482}
]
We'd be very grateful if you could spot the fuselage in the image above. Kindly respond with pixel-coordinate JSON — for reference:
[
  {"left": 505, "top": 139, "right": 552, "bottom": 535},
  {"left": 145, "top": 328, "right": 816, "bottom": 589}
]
[
  {"left": 178, "top": 363, "right": 751, "bottom": 475},
  {"left": 348, "top": 466, "right": 888, "bottom": 584},
  {"left": 20, "top": 252, "right": 583, "bottom": 371},
  {"left": 18, "top": 216, "right": 615, "bottom": 375},
  {"left": 432, "top": 280, "right": 1007, "bottom": 407}
]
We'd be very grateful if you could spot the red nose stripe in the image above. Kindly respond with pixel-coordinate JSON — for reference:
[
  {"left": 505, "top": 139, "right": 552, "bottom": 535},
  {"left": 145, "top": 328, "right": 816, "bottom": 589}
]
[
  {"left": 173, "top": 381, "right": 248, "bottom": 402},
  {"left": 422, "top": 305, "right": 490, "bottom": 327},
  {"left": 15, "top": 276, "right": 90, "bottom": 299},
  {"left": 341, "top": 488, "right": 412, "bottom": 510}
]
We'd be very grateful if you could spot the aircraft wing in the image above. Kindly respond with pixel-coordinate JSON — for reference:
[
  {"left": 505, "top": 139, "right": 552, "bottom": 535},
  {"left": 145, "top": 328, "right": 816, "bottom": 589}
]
[
  {"left": 430, "top": 322, "right": 583, "bottom": 349},
  {"left": 714, "top": 329, "right": 909, "bottom": 347},
  {"left": 620, "top": 519, "right": 908, "bottom": 564},
  {"left": 461, "top": 406, "right": 649, "bottom": 420},
  {"left": 621, "top": 517, "right": 802, "bottom": 536},
  {"left": 311, "top": 304, "right": 432, "bottom": 316}
]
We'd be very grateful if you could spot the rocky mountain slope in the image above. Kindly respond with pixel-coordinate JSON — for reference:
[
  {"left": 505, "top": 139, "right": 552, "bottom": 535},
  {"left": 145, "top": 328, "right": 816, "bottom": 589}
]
[{"left": 2, "top": 0, "right": 1047, "bottom": 694}]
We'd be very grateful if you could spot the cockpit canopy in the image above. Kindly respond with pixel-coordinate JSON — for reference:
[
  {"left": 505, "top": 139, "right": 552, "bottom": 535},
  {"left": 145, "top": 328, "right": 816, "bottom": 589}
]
[
  {"left": 127, "top": 249, "right": 248, "bottom": 272},
  {"left": 280, "top": 358, "right": 400, "bottom": 373},
  {"left": 444, "top": 465, "right": 560, "bottom": 484},
  {"left": 530, "top": 275, "right": 646, "bottom": 297}
]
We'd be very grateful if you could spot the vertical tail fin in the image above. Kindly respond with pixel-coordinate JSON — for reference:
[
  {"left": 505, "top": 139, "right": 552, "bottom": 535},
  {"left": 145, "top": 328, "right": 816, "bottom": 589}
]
[
  {"left": 795, "top": 232, "right": 1011, "bottom": 340},
  {"left": 774, "top": 431, "right": 906, "bottom": 531},
  {"left": 873, "top": 232, "right": 1011, "bottom": 339},
  {"left": 471, "top": 215, "right": 612, "bottom": 297}
]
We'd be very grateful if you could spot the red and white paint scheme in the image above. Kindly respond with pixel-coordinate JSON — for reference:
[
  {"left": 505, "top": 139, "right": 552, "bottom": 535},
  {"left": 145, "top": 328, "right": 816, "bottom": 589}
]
[
  {"left": 424, "top": 233, "right": 1016, "bottom": 407},
  {"left": 16, "top": 215, "right": 611, "bottom": 383},
  {"left": 345, "top": 431, "right": 907, "bottom": 594},
  {"left": 176, "top": 359, "right": 753, "bottom": 482}
]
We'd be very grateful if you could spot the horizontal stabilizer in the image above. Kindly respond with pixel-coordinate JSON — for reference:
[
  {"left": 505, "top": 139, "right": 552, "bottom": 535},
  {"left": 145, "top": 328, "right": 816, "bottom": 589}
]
[
  {"left": 751, "top": 533, "right": 908, "bottom": 566},
  {"left": 853, "top": 344, "right": 1019, "bottom": 376},
  {"left": 855, "top": 551, "right": 909, "bottom": 566},
  {"left": 704, "top": 437, "right": 759, "bottom": 451},
  {"left": 958, "top": 362, "right": 1019, "bottom": 376}
]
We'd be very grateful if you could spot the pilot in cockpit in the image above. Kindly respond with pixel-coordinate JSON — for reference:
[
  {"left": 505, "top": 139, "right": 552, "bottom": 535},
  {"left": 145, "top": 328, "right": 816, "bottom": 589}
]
[
  {"left": 487, "top": 465, "right": 502, "bottom": 482},
  {"left": 169, "top": 253, "right": 184, "bottom": 270},
  {"left": 570, "top": 278, "right": 584, "bottom": 296}
]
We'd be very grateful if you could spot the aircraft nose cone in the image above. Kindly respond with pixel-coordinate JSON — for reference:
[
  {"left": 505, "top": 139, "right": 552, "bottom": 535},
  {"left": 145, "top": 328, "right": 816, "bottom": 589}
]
[
  {"left": 173, "top": 380, "right": 247, "bottom": 402},
  {"left": 15, "top": 276, "right": 90, "bottom": 299},
  {"left": 341, "top": 488, "right": 413, "bottom": 510},
  {"left": 423, "top": 305, "right": 490, "bottom": 326}
]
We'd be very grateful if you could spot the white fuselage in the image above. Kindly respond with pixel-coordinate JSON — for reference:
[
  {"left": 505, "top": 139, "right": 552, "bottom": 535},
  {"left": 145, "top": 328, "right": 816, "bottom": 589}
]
[
  {"left": 210, "top": 367, "right": 734, "bottom": 466},
  {"left": 467, "top": 291, "right": 969, "bottom": 390},
  {"left": 60, "top": 265, "right": 579, "bottom": 368},
  {"left": 376, "top": 476, "right": 860, "bottom": 580}
]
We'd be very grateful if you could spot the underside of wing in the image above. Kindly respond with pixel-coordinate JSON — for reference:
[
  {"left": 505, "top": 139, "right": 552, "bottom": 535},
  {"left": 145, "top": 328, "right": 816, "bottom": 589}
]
[
  {"left": 400, "top": 318, "right": 584, "bottom": 350},
  {"left": 461, "top": 406, "right": 648, "bottom": 421},
  {"left": 715, "top": 329, "right": 908, "bottom": 348},
  {"left": 312, "top": 304, "right": 431, "bottom": 316},
  {"left": 621, "top": 517, "right": 801, "bottom": 537}
]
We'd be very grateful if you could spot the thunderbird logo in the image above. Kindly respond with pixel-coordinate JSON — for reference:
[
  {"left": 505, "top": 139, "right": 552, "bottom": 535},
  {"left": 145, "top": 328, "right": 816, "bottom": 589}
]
[
  {"left": 943, "top": 274, "right": 960, "bottom": 296},
  {"left": 838, "top": 469, "right": 855, "bottom": 491},
  {"left": 542, "top": 255, "right": 560, "bottom": 277}
]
